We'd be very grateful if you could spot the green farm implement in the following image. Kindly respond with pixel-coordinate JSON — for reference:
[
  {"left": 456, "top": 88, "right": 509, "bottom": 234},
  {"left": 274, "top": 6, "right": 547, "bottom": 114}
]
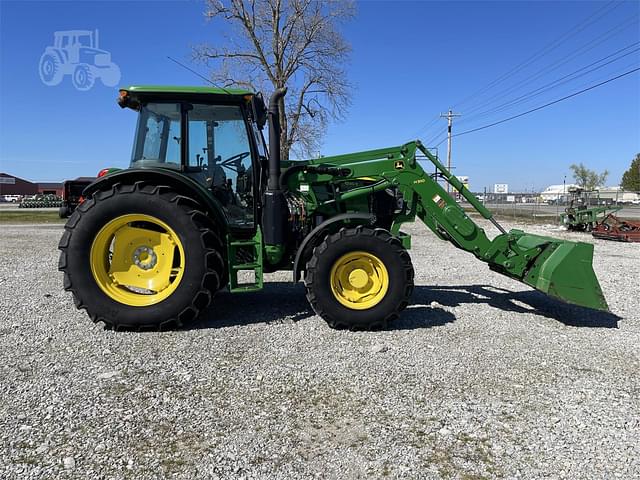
[
  {"left": 20, "top": 194, "right": 62, "bottom": 209},
  {"left": 559, "top": 187, "right": 621, "bottom": 232},
  {"left": 59, "top": 86, "right": 609, "bottom": 330},
  {"left": 560, "top": 205, "right": 622, "bottom": 232}
]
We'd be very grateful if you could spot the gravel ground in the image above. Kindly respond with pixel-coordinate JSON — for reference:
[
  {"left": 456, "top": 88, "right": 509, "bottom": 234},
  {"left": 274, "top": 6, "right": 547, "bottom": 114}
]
[{"left": 1, "top": 221, "right": 638, "bottom": 479}]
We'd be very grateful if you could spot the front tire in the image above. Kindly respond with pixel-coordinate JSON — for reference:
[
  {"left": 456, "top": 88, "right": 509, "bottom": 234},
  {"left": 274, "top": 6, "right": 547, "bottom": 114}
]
[
  {"left": 58, "top": 182, "right": 225, "bottom": 329},
  {"left": 72, "top": 64, "right": 95, "bottom": 91},
  {"left": 304, "top": 226, "right": 414, "bottom": 330},
  {"left": 99, "top": 63, "right": 121, "bottom": 87}
]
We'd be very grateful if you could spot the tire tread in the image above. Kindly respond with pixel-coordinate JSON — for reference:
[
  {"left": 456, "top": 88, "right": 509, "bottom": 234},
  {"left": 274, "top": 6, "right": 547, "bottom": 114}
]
[{"left": 58, "top": 181, "right": 225, "bottom": 330}]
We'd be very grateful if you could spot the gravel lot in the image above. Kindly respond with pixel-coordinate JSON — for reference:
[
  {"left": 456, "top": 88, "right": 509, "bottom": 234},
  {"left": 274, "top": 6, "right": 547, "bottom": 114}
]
[{"left": 1, "top": 220, "right": 638, "bottom": 479}]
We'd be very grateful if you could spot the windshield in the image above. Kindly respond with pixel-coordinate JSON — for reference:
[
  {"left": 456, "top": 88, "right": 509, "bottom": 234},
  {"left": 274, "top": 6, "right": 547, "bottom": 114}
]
[
  {"left": 77, "top": 34, "right": 93, "bottom": 47},
  {"left": 130, "top": 103, "right": 181, "bottom": 169},
  {"left": 60, "top": 33, "right": 93, "bottom": 48}
]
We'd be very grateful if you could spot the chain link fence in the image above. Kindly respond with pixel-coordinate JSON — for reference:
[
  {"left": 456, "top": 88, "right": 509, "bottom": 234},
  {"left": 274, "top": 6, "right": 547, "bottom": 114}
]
[{"left": 462, "top": 191, "right": 640, "bottom": 222}]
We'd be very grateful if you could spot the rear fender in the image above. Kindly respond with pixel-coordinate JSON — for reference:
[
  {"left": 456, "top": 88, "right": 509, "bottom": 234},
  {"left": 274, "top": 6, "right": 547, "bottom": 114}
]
[{"left": 83, "top": 168, "right": 228, "bottom": 232}]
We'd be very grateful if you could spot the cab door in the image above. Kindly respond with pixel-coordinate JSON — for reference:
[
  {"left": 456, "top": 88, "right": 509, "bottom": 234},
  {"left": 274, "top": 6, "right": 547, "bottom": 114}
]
[{"left": 187, "top": 103, "right": 256, "bottom": 230}]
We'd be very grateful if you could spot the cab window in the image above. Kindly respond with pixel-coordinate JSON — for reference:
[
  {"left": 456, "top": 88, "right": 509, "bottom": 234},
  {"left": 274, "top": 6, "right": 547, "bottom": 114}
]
[
  {"left": 130, "top": 102, "right": 181, "bottom": 168},
  {"left": 187, "top": 104, "right": 254, "bottom": 228}
]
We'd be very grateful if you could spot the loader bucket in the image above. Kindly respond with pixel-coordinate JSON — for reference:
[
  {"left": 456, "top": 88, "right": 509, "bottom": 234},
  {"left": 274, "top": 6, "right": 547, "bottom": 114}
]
[{"left": 522, "top": 239, "right": 608, "bottom": 311}]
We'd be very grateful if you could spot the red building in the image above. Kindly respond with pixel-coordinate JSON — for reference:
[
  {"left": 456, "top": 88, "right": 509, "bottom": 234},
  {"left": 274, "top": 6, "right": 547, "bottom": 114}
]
[
  {"left": 0, "top": 173, "right": 38, "bottom": 196},
  {"left": 37, "top": 182, "right": 64, "bottom": 196},
  {"left": 0, "top": 173, "right": 64, "bottom": 197}
]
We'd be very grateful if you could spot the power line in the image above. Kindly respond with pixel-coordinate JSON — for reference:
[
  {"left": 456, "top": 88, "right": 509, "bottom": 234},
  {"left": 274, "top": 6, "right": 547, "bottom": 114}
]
[
  {"left": 450, "top": 0, "right": 622, "bottom": 111},
  {"left": 457, "top": 42, "right": 640, "bottom": 126},
  {"left": 432, "top": 66, "right": 640, "bottom": 146},
  {"left": 407, "top": 114, "right": 441, "bottom": 141},
  {"left": 413, "top": 4, "right": 632, "bottom": 139},
  {"left": 414, "top": 2, "right": 636, "bottom": 141},
  {"left": 425, "top": 127, "right": 447, "bottom": 146},
  {"left": 457, "top": 14, "right": 639, "bottom": 119}
]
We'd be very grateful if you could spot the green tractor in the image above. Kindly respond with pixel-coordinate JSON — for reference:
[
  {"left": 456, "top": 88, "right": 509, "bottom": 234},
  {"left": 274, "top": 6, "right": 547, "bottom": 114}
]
[{"left": 58, "top": 86, "right": 609, "bottom": 330}]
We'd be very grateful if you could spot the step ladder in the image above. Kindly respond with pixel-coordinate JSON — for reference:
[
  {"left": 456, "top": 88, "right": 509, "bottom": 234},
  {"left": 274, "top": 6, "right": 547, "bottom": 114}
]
[{"left": 227, "top": 228, "right": 263, "bottom": 293}]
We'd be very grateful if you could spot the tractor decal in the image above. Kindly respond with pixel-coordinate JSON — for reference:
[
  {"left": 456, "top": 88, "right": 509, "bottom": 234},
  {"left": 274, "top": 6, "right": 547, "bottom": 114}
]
[{"left": 39, "top": 29, "right": 121, "bottom": 91}]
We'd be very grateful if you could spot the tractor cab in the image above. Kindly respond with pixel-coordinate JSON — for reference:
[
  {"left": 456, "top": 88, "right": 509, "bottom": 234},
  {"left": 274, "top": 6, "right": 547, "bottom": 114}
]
[
  {"left": 53, "top": 30, "right": 98, "bottom": 64},
  {"left": 118, "top": 86, "right": 269, "bottom": 229},
  {"left": 55, "top": 30, "right": 95, "bottom": 49}
]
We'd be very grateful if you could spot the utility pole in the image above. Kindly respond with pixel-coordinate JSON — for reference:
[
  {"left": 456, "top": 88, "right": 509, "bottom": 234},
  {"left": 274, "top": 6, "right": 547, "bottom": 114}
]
[{"left": 440, "top": 109, "right": 462, "bottom": 193}]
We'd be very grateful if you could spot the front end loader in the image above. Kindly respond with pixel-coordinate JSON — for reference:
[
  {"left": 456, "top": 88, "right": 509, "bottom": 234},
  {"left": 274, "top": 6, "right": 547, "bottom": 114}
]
[{"left": 58, "top": 86, "right": 608, "bottom": 330}]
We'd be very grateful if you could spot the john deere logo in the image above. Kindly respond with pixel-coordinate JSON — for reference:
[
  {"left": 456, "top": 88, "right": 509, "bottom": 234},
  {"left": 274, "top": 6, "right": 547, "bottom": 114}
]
[{"left": 394, "top": 161, "right": 404, "bottom": 170}]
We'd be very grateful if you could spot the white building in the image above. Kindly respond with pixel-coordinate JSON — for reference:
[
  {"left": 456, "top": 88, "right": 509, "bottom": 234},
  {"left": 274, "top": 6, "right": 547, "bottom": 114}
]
[
  {"left": 540, "top": 184, "right": 578, "bottom": 202},
  {"left": 596, "top": 186, "right": 640, "bottom": 203},
  {"left": 540, "top": 184, "right": 639, "bottom": 204}
]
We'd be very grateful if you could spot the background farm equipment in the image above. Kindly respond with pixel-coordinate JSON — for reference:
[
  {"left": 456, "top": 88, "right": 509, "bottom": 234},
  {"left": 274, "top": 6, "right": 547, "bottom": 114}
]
[
  {"left": 559, "top": 187, "right": 621, "bottom": 231},
  {"left": 19, "top": 194, "right": 62, "bottom": 208},
  {"left": 58, "top": 86, "right": 609, "bottom": 331},
  {"left": 592, "top": 214, "right": 640, "bottom": 242},
  {"left": 59, "top": 177, "right": 96, "bottom": 218},
  {"left": 39, "top": 30, "right": 120, "bottom": 91}
]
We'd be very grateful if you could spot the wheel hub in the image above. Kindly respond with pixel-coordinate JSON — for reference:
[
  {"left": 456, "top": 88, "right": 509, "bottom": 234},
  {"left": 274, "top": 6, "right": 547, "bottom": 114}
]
[
  {"left": 348, "top": 268, "right": 369, "bottom": 289},
  {"left": 330, "top": 251, "right": 389, "bottom": 310},
  {"left": 133, "top": 246, "right": 157, "bottom": 270},
  {"left": 90, "top": 214, "right": 185, "bottom": 307}
]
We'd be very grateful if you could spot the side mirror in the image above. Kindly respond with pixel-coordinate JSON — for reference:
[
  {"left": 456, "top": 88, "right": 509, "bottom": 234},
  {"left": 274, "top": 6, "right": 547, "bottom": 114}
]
[{"left": 251, "top": 93, "right": 267, "bottom": 130}]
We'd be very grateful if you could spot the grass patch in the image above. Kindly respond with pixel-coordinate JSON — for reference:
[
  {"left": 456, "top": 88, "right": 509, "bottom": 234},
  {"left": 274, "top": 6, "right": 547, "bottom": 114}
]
[{"left": 0, "top": 210, "right": 64, "bottom": 224}]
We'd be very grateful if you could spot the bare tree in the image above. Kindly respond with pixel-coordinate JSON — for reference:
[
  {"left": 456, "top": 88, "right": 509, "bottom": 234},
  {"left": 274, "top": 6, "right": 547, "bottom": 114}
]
[{"left": 194, "top": 0, "right": 354, "bottom": 160}]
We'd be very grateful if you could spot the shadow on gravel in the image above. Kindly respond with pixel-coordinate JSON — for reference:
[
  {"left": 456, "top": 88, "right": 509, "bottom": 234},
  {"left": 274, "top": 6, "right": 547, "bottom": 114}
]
[
  {"left": 180, "top": 282, "right": 619, "bottom": 332},
  {"left": 188, "top": 283, "right": 457, "bottom": 331},
  {"left": 413, "top": 285, "right": 621, "bottom": 328},
  {"left": 191, "top": 283, "right": 312, "bottom": 330},
  {"left": 389, "top": 305, "right": 456, "bottom": 330}
]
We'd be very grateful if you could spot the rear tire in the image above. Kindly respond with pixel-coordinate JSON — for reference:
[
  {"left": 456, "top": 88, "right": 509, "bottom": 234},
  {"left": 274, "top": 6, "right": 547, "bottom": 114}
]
[
  {"left": 304, "top": 226, "right": 414, "bottom": 330},
  {"left": 39, "top": 52, "right": 63, "bottom": 86},
  {"left": 58, "top": 182, "right": 225, "bottom": 329}
]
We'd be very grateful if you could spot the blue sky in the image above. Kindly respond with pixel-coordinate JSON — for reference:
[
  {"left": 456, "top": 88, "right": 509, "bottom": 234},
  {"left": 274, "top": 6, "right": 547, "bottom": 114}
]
[{"left": 0, "top": 0, "right": 638, "bottom": 192}]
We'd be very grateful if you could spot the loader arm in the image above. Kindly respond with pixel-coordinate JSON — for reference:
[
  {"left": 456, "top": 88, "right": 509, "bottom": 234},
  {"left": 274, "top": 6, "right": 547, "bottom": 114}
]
[{"left": 304, "top": 140, "right": 608, "bottom": 311}]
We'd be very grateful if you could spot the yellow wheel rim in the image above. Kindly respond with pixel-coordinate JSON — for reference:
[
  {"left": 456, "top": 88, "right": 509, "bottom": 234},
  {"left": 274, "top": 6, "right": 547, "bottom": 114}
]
[
  {"left": 90, "top": 214, "right": 185, "bottom": 307},
  {"left": 330, "top": 251, "right": 389, "bottom": 310}
]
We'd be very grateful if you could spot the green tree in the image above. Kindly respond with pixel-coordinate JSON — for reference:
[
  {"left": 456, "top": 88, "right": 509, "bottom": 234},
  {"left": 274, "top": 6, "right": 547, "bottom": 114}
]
[
  {"left": 569, "top": 163, "right": 609, "bottom": 191},
  {"left": 621, "top": 153, "right": 640, "bottom": 191}
]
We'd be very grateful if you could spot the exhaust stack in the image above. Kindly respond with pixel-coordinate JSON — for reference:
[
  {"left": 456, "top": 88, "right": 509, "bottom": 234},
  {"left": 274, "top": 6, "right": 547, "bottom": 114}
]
[
  {"left": 263, "top": 88, "right": 288, "bottom": 247},
  {"left": 267, "top": 87, "right": 287, "bottom": 190}
]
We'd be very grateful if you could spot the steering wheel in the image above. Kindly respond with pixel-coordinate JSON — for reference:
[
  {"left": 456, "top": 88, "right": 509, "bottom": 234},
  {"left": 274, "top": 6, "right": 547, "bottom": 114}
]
[{"left": 219, "top": 152, "right": 251, "bottom": 172}]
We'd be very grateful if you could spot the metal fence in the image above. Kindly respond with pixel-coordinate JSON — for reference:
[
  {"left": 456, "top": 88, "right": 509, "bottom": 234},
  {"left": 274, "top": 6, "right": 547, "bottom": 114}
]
[{"left": 463, "top": 191, "right": 640, "bottom": 222}]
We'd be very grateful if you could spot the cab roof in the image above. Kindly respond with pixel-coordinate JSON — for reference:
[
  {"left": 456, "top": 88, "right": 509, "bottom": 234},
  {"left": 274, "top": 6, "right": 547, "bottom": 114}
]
[{"left": 121, "top": 85, "right": 254, "bottom": 97}]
